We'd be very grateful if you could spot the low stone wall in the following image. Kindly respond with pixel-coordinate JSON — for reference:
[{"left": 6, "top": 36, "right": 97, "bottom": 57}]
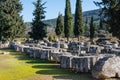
[
  {"left": 72, "top": 56, "right": 98, "bottom": 72},
  {"left": 60, "top": 54, "right": 116, "bottom": 72},
  {"left": 60, "top": 55, "right": 73, "bottom": 69},
  {"left": 10, "top": 42, "right": 63, "bottom": 62},
  {"left": 9, "top": 42, "right": 117, "bottom": 74},
  {"left": 0, "top": 43, "right": 9, "bottom": 48}
]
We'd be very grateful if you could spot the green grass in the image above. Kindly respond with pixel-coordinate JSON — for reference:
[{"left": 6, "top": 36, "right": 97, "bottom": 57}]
[{"left": 0, "top": 48, "right": 94, "bottom": 80}]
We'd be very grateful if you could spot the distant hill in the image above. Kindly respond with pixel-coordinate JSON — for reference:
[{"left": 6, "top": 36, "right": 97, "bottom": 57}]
[
  {"left": 44, "top": 9, "right": 100, "bottom": 27},
  {"left": 25, "top": 9, "right": 101, "bottom": 28}
]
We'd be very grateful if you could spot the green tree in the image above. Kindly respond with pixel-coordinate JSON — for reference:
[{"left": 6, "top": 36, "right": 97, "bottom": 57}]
[
  {"left": 95, "top": 0, "right": 120, "bottom": 39},
  {"left": 90, "top": 16, "right": 95, "bottom": 40},
  {"left": 0, "top": 0, "right": 26, "bottom": 41},
  {"left": 74, "top": 0, "right": 84, "bottom": 41},
  {"left": 64, "top": 0, "right": 73, "bottom": 41},
  {"left": 99, "top": 18, "right": 103, "bottom": 30},
  {"left": 55, "top": 13, "right": 64, "bottom": 37},
  {"left": 85, "top": 17, "right": 89, "bottom": 32},
  {"left": 29, "top": 0, "right": 47, "bottom": 41}
]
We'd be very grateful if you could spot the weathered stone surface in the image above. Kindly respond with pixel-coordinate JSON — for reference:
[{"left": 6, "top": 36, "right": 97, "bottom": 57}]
[
  {"left": 60, "top": 43, "right": 68, "bottom": 49},
  {"left": 111, "top": 48, "right": 120, "bottom": 56},
  {"left": 40, "top": 49, "right": 50, "bottom": 60},
  {"left": 49, "top": 52, "right": 62, "bottom": 62},
  {"left": 52, "top": 42, "right": 60, "bottom": 48},
  {"left": 88, "top": 45, "right": 100, "bottom": 54},
  {"left": 60, "top": 55, "right": 73, "bottom": 68},
  {"left": 72, "top": 56, "right": 98, "bottom": 72},
  {"left": 68, "top": 42, "right": 84, "bottom": 51},
  {"left": 0, "top": 44, "right": 9, "bottom": 48},
  {"left": 92, "top": 56, "right": 120, "bottom": 79}
]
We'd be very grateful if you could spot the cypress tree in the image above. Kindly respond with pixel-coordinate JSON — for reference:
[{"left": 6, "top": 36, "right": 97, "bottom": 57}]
[
  {"left": 29, "top": 0, "right": 47, "bottom": 41},
  {"left": 74, "top": 0, "right": 84, "bottom": 41},
  {"left": 0, "top": 0, "right": 26, "bottom": 41},
  {"left": 55, "top": 13, "right": 64, "bottom": 37},
  {"left": 90, "top": 16, "right": 95, "bottom": 40},
  {"left": 64, "top": 0, "right": 73, "bottom": 41}
]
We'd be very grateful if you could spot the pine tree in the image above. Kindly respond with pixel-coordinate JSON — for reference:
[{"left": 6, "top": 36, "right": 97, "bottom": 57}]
[
  {"left": 0, "top": 0, "right": 26, "bottom": 41},
  {"left": 29, "top": 0, "right": 47, "bottom": 41},
  {"left": 55, "top": 13, "right": 64, "bottom": 37},
  {"left": 74, "top": 0, "right": 84, "bottom": 41},
  {"left": 90, "top": 16, "right": 95, "bottom": 40},
  {"left": 64, "top": 0, "right": 73, "bottom": 41},
  {"left": 95, "top": 0, "right": 120, "bottom": 39}
]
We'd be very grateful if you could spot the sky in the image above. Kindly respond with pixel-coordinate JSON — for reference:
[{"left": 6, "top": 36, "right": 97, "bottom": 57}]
[{"left": 20, "top": 0, "right": 101, "bottom": 22}]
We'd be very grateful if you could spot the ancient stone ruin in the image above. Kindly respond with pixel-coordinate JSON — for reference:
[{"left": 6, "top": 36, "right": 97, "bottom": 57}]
[{"left": 9, "top": 39, "right": 120, "bottom": 79}]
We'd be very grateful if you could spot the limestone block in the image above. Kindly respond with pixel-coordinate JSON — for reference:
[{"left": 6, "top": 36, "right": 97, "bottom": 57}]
[{"left": 92, "top": 56, "right": 120, "bottom": 79}]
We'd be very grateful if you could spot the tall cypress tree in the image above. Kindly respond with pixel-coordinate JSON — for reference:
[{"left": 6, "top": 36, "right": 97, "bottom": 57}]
[
  {"left": 55, "top": 13, "right": 64, "bottom": 37},
  {"left": 29, "top": 0, "right": 47, "bottom": 41},
  {"left": 74, "top": 0, "right": 84, "bottom": 41},
  {"left": 90, "top": 16, "right": 95, "bottom": 40},
  {"left": 64, "top": 0, "right": 73, "bottom": 41},
  {"left": 0, "top": 0, "right": 26, "bottom": 41}
]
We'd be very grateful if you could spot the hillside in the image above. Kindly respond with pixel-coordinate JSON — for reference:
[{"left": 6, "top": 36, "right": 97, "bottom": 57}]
[{"left": 26, "top": 9, "right": 101, "bottom": 28}]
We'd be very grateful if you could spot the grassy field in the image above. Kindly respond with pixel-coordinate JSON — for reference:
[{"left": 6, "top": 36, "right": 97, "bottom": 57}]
[{"left": 0, "top": 48, "right": 94, "bottom": 80}]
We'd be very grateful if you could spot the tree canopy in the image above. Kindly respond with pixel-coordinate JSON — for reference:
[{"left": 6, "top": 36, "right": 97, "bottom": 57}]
[
  {"left": 55, "top": 13, "right": 64, "bottom": 37},
  {"left": 74, "top": 0, "right": 84, "bottom": 41},
  {"left": 29, "top": 0, "right": 47, "bottom": 41},
  {"left": 64, "top": 0, "right": 73, "bottom": 41},
  {"left": 95, "top": 0, "right": 120, "bottom": 39},
  {"left": 0, "top": 0, "right": 26, "bottom": 41},
  {"left": 90, "top": 16, "right": 95, "bottom": 40}
]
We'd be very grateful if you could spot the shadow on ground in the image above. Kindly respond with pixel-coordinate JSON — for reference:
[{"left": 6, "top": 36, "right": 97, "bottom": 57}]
[
  {"left": 32, "top": 64, "right": 59, "bottom": 69},
  {"left": 36, "top": 69, "right": 68, "bottom": 75},
  {"left": 0, "top": 48, "right": 14, "bottom": 52}
]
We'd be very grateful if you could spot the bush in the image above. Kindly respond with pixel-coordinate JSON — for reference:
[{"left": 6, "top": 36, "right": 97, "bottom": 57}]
[{"left": 48, "top": 36, "right": 53, "bottom": 42}]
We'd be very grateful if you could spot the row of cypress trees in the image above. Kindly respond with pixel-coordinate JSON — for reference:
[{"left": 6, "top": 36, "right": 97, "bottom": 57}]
[
  {"left": 55, "top": 0, "right": 95, "bottom": 41},
  {"left": 30, "top": 0, "right": 86, "bottom": 41},
  {"left": 55, "top": 0, "right": 83, "bottom": 41}
]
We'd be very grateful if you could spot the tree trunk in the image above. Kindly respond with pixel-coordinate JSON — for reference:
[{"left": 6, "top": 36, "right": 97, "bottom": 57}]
[
  {"left": 90, "top": 38, "right": 94, "bottom": 44},
  {"left": 67, "top": 37, "right": 69, "bottom": 41},
  {"left": 59, "top": 36, "right": 60, "bottom": 41},
  {"left": 78, "top": 36, "right": 80, "bottom": 41}
]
